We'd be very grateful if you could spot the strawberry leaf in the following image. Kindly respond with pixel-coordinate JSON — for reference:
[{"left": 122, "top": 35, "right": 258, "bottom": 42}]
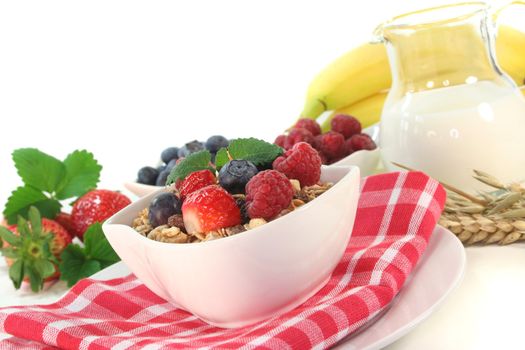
[
  {"left": 9, "top": 260, "right": 24, "bottom": 290},
  {"left": 25, "top": 264, "right": 43, "bottom": 292},
  {"left": 55, "top": 150, "right": 102, "bottom": 200},
  {"left": 59, "top": 244, "right": 102, "bottom": 287},
  {"left": 1, "top": 247, "right": 19, "bottom": 259},
  {"left": 0, "top": 227, "right": 20, "bottom": 246},
  {"left": 0, "top": 207, "right": 61, "bottom": 293},
  {"left": 215, "top": 138, "right": 283, "bottom": 168},
  {"left": 28, "top": 206, "right": 42, "bottom": 235},
  {"left": 3, "top": 186, "right": 61, "bottom": 224},
  {"left": 83, "top": 223, "right": 120, "bottom": 267},
  {"left": 167, "top": 150, "right": 214, "bottom": 185},
  {"left": 12, "top": 148, "right": 66, "bottom": 193},
  {"left": 34, "top": 259, "right": 56, "bottom": 278},
  {"left": 59, "top": 223, "right": 120, "bottom": 287}
]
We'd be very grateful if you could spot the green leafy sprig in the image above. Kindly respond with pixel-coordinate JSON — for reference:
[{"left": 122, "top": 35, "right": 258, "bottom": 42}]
[
  {"left": 166, "top": 138, "right": 283, "bottom": 186},
  {"left": 3, "top": 149, "right": 102, "bottom": 224},
  {"left": 59, "top": 223, "right": 120, "bottom": 287}
]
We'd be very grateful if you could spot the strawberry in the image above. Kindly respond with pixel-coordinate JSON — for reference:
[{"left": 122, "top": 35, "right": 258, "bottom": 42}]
[
  {"left": 55, "top": 212, "right": 75, "bottom": 236},
  {"left": 176, "top": 170, "right": 217, "bottom": 200},
  {"left": 71, "top": 189, "right": 131, "bottom": 240},
  {"left": 0, "top": 207, "right": 72, "bottom": 291},
  {"left": 182, "top": 185, "right": 241, "bottom": 234}
]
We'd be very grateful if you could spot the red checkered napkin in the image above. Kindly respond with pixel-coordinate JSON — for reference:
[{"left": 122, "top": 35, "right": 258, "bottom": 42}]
[{"left": 0, "top": 171, "right": 445, "bottom": 350}]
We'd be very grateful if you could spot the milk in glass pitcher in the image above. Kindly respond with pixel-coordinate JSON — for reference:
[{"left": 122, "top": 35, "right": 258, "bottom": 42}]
[{"left": 375, "top": 2, "right": 525, "bottom": 193}]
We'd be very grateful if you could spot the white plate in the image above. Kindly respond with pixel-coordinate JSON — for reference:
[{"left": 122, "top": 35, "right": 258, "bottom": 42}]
[
  {"left": 335, "top": 225, "right": 466, "bottom": 349},
  {"left": 89, "top": 225, "right": 465, "bottom": 348},
  {"left": 124, "top": 125, "right": 381, "bottom": 198}
]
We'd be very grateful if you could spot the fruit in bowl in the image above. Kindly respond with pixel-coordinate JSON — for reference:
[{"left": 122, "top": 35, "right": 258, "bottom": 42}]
[
  {"left": 103, "top": 139, "right": 360, "bottom": 328},
  {"left": 135, "top": 136, "right": 229, "bottom": 187},
  {"left": 132, "top": 140, "right": 328, "bottom": 244},
  {"left": 275, "top": 115, "right": 377, "bottom": 165}
]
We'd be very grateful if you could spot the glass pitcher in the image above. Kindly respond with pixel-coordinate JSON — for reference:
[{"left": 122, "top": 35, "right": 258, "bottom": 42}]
[{"left": 375, "top": 2, "right": 525, "bottom": 193}]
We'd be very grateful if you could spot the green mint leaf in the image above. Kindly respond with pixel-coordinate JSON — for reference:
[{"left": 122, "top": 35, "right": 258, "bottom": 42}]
[
  {"left": 9, "top": 260, "right": 24, "bottom": 290},
  {"left": 55, "top": 150, "right": 102, "bottom": 200},
  {"left": 59, "top": 244, "right": 102, "bottom": 287},
  {"left": 12, "top": 148, "right": 66, "bottom": 193},
  {"left": 215, "top": 148, "right": 229, "bottom": 169},
  {"left": 166, "top": 150, "right": 214, "bottom": 185},
  {"left": 3, "top": 186, "right": 61, "bottom": 224},
  {"left": 215, "top": 138, "right": 283, "bottom": 168},
  {"left": 83, "top": 223, "right": 120, "bottom": 267}
]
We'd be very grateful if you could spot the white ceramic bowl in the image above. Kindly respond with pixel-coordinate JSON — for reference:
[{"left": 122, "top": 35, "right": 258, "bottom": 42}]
[{"left": 104, "top": 165, "right": 360, "bottom": 328}]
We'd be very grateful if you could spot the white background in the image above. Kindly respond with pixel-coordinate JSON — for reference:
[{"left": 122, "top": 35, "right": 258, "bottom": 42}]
[{"left": 0, "top": 0, "right": 520, "bottom": 205}]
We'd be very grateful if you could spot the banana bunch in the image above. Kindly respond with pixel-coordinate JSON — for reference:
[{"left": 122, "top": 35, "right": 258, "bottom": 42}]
[{"left": 299, "top": 25, "right": 525, "bottom": 131}]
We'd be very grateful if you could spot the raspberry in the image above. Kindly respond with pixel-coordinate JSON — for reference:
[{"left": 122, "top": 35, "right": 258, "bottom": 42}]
[
  {"left": 273, "top": 142, "right": 321, "bottom": 186},
  {"left": 245, "top": 170, "right": 293, "bottom": 220},
  {"left": 294, "top": 118, "right": 321, "bottom": 136},
  {"left": 331, "top": 114, "right": 362, "bottom": 139},
  {"left": 313, "top": 134, "right": 323, "bottom": 151},
  {"left": 182, "top": 185, "right": 241, "bottom": 234},
  {"left": 55, "top": 212, "right": 75, "bottom": 236},
  {"left": 347, "top": 133, "right": 377, "bottom": 152},
  {"left": 274, "top": 134, "right": 287, "bottom": 148},
  {"left": 318, "top": 151, "right": 329, "bottom": 165},
  {"left": 176, "top": 170, "right": 216, "bottom": 200},
  {"left": 315, "top": 131, "right": 346, "bottom": 161},
  {"left": 284, "top": 128, "right": 314, "bottom": 150}
]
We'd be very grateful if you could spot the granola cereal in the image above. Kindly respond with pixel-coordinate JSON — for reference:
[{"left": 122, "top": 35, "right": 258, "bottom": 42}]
[
  {"left": 133, "top": 179, "right": 332, "bottom": 244},
  {"left": 147, "top": 225, "right": 189, "bottom": 243},
  {"left": 133, "top": 208, "right": 152, "bottom": 236}
]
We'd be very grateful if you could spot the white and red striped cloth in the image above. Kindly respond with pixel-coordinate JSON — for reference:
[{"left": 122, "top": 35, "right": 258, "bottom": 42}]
[{"left": 0, "top": 171, "right": 445, "bottom": 349}]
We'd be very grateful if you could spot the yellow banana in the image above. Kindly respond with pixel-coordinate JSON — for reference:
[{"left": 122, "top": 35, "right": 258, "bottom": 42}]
[
  {"left": 301, "top": 25, "right": 525, "bottom": 120},
  {"left": 496, "top": 26, "right": 525, "bottom": 85},
  {"left": 301, "top": 43, "right": 390, "bottom": 119}
]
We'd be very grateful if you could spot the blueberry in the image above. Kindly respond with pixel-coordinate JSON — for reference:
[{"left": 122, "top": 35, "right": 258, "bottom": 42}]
[
  {"left": 178, "top": 140, "right": 205, "bottom": 158},
  {"left": 148, "top": 192, "right": 182, "bottom": 228},
  {"left": 166, "top": 158, "right": 178, "bottom": 172},
  {"left": 156, "top": 170, "right": 170, "bottom": 186},
  {"left": 235, "top": 198, "right": 249, "bottom": 224},
  {"left": 205, "top": 135, "right": 229, "bottom": 153},
  {"left": 219, "top": 160, "right": 258, "bottom": 194},
  {"left": 137, "top": 166, "right": 159, "bottom": 185},
  {"left": 157, "top": 164, "right": 166, "bottom": 173},
  {"left": 161, "top": 147, "right": 179, "bottom": 164}
]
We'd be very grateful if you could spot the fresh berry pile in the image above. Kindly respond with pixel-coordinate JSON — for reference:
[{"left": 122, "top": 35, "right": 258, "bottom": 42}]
[
  {"left": 274, "top": 114, "right": 377, "bottom": 165},
  {"left": 136, "top": 136, "right": 229, "bottom": 186},
  {"left": 132, "top": 138, "right": 332, "bottom": 244}
]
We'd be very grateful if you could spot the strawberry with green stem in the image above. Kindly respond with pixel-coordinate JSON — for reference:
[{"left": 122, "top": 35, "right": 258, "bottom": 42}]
[{"left": 0, "top": 206, "right": 72, "bottom": 292}]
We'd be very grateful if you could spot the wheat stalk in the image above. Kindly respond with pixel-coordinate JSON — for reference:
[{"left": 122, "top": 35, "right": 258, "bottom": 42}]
[{"left": 393, "top": 163, "right": 525, "bottom": 245}]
